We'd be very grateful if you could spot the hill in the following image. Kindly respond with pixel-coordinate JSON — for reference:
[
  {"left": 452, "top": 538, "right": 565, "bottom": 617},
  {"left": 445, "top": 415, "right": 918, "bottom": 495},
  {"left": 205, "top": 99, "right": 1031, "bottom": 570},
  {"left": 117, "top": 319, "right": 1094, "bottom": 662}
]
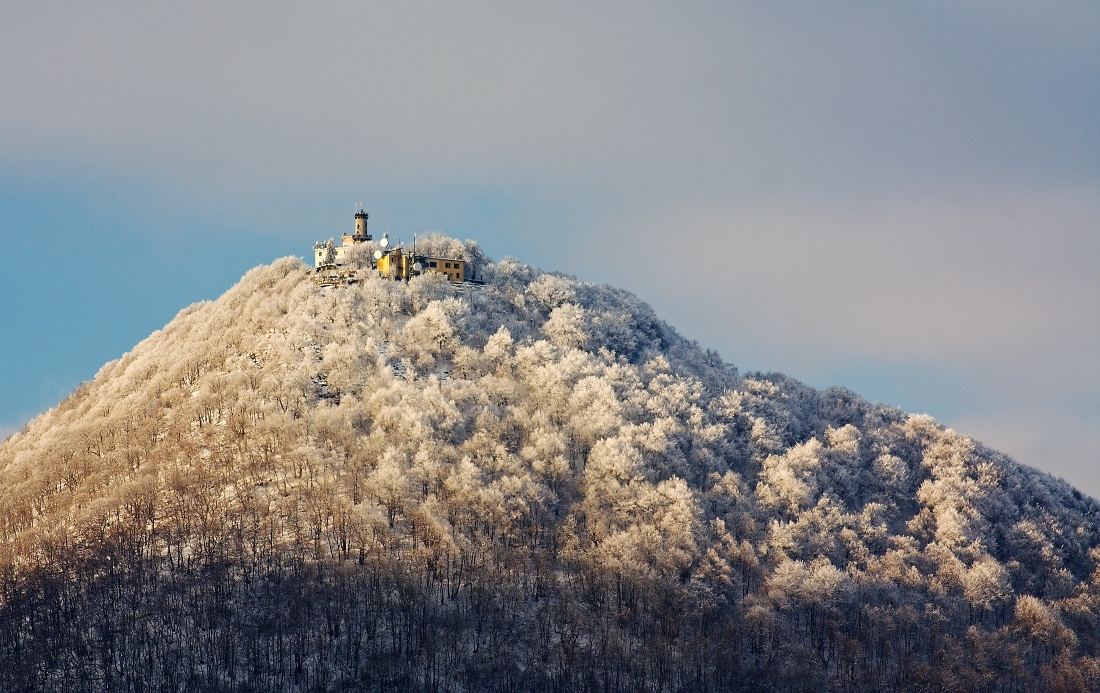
[{"left": 2, "top": 236, "right": 1099, "bottom": 692}]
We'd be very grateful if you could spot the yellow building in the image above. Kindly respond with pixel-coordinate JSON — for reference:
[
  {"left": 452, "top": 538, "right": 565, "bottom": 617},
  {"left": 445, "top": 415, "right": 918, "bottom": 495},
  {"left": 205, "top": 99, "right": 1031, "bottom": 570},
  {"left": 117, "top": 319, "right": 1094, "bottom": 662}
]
[
  {"left": 375, "top": 244, "right": 466, "bottom": 283},
  {"left": 375, "top": 247, "right": 413, "bottom": 280},
  {"left": 421, "top": 257, "right": 464, "bottom": 282}
]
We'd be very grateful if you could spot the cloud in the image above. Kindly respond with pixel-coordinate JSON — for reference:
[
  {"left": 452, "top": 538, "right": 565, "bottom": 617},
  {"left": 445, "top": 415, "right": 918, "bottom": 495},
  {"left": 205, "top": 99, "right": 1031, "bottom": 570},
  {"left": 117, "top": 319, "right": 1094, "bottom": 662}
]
[
  {"left": 582, "top": 186, "right": 1099, "bottom": 373},
  {"left": 2, "top": 2, "right": 1095, "bottom": 195}
]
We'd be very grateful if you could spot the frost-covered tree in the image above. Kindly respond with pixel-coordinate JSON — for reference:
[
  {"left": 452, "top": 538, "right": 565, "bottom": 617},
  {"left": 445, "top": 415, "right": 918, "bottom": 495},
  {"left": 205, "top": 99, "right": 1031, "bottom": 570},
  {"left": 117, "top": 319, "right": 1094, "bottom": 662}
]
[{"left": 1, "top": 236, "right": 1099, "bottom": 692}]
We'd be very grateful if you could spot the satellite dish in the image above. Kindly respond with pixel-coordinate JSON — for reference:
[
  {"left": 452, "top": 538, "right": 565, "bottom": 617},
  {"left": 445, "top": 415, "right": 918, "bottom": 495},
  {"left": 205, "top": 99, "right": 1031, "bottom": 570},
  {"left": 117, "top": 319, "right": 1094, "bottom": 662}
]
[
  {"left": 373, "top": 250, "right": 383, "bottom": 260},
  {"left": 380, "top": 237, "right": 389, "bottom": 248},
  {"left": 412, "top": 262, "right": 422, "bottom": 272}
]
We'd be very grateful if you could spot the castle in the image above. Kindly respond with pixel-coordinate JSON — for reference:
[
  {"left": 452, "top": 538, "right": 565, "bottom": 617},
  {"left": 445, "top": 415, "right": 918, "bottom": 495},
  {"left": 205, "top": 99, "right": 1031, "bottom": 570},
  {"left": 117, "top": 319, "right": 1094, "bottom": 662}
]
[{"left": 313, "top": 207, "right": 468, "bottom": 285}]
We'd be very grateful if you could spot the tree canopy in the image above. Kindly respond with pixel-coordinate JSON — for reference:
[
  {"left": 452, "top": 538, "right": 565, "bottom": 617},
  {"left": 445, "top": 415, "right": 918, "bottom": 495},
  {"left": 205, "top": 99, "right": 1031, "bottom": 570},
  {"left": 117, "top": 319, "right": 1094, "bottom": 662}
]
[{"left": 2, "top": 240, "right": 1099, "bottom": 691}]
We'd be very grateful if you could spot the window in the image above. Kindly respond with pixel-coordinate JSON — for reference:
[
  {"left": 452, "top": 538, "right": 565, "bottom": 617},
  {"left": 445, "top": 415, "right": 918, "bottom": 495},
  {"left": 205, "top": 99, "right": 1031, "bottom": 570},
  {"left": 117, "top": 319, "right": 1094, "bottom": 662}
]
[
  {"left": 429, "top": 261, "right": 437, "bottom": 267},
  {"left": 445, "top": 262, "right": 451, "bottom": 268}
]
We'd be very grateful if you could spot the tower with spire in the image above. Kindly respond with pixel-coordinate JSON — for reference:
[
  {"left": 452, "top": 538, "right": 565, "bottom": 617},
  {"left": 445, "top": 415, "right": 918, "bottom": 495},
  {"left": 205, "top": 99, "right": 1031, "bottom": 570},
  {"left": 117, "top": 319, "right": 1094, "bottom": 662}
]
[
  {"left": 315, "top": 204, "right": 374, "bottom": 269},
  {"left": 350, "top": 203, "right": 371, "bottom": 244}
]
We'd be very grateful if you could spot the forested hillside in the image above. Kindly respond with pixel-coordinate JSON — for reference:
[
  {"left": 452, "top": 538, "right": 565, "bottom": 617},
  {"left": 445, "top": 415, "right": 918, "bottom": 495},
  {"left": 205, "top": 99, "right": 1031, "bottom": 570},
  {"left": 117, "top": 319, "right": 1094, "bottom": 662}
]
[{"left": 2, "top": 235, "right": 1099, "bottom": 692}]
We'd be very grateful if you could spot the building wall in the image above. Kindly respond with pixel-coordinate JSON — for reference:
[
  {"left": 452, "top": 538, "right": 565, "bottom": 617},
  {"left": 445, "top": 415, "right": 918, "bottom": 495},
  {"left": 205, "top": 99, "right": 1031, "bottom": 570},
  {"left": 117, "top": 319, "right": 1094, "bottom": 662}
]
[
  {"left": 377, "top": 250, "right": 412, "bottom": 279},
  {"left": 376, "top": 252, "right": 394, "bottom": 277},
  {"left": 375, "top": 253, "right": 464, "bottom": 281},
  {"left": 423, "top": 257, "right": 464, "bottom": 282},
  {"left": 314, "top": 242, "right": 337, "bottom": 268}
]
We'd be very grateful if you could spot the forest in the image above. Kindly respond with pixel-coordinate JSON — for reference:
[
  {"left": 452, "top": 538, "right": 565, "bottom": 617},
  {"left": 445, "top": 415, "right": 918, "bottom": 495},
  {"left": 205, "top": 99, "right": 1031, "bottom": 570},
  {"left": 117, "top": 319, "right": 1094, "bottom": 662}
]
[{"left": 2, "top": 234, "right": 1099, "bottom": 692}]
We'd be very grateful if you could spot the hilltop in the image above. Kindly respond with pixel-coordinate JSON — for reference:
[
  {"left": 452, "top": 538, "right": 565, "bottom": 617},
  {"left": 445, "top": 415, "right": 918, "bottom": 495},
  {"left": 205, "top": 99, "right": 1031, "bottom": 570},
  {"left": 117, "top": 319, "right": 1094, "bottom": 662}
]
[{"left": 2, "top": 236, "right": 1099, "bottom": 692}]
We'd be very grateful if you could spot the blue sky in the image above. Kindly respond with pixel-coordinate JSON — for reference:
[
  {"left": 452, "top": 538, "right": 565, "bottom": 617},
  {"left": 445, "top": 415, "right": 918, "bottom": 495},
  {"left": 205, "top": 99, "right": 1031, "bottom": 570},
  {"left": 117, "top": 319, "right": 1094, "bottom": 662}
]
[{"left": 2, "top": 2, "right": 1098, "bottom": 494}]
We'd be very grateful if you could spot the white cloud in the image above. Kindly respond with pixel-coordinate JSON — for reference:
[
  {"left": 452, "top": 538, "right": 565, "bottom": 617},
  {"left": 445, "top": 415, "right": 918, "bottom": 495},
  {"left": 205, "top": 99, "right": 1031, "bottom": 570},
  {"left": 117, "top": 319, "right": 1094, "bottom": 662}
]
[
  {"left": 2, "top": 2, "right": 1095, "bottom": 195},
  {"left": 581, "top": 186, "right": 1099, "bottom": 374}
]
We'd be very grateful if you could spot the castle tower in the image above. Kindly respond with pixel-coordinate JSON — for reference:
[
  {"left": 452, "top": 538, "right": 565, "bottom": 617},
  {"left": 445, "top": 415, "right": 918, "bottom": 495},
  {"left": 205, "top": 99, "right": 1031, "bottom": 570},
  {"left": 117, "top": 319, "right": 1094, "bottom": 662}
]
[{"left": 354, "top": 205, "right": 370, "bottom": 242}]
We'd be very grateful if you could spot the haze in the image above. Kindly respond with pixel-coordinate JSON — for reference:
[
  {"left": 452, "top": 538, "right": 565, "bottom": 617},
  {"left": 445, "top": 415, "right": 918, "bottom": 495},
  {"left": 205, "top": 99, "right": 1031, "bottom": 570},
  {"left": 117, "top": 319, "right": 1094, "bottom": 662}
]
[{"left": 1, "top": 2, "right": 1097, "bottom": 494}]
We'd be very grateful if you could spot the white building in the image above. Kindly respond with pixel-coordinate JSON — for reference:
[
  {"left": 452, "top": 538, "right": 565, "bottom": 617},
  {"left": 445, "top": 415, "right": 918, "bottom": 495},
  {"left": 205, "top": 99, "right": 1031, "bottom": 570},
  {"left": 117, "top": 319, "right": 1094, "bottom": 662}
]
[{"left": 314, "top": 207, "right": 371, "bottom": 269}]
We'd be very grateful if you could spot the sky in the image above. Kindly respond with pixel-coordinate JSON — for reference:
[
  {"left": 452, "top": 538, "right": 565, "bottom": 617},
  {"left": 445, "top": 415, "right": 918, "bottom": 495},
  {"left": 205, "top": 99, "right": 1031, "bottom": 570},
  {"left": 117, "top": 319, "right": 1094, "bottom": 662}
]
[{"left": 1, "top": 2, "right": 1098, "bottom": 494}]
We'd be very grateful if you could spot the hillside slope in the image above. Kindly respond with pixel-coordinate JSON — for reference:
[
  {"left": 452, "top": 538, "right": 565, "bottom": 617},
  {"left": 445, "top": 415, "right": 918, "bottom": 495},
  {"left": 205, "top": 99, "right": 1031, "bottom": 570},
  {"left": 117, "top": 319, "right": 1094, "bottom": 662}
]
[{"left": 2, "top": 237, "right": 1099, "bottom": 692}]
